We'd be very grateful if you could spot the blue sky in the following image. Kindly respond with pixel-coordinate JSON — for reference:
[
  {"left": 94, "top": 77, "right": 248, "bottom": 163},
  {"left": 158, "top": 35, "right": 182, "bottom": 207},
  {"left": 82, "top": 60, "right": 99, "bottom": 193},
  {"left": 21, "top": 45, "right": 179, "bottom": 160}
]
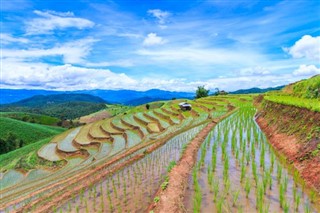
[{"left": 1, "top": 0, "right": 319, "bottom": 91}]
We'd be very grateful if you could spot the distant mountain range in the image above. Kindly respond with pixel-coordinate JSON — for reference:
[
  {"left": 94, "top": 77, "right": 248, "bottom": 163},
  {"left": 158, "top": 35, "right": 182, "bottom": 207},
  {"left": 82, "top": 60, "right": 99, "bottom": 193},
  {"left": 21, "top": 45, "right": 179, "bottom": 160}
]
[
  {"left": 230, "top": 85, "right": 284, "bottom": 94},
  {"left": 0, "top": 89, "right": 194, "bottom": 105},
  {"left": 0, "top": 94, "right": 107, "bottom": 120},
  {"left": 7, "top": 94, "right": 107, "bottom": 107},
  {"left": 0, "top": 86, "right": 284, "bottom": 106}
]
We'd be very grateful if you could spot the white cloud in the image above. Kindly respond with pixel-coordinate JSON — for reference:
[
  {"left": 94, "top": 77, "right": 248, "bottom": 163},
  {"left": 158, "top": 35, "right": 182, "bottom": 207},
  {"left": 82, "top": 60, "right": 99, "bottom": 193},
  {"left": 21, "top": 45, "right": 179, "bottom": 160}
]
[
  {"left": 26, "top": 10, "right": 94, "bottom": 35},
  {"left": 1, "top": 34, "right": 29, "bottom": 44},
  {"left": 285, "top": 35, "right": 320, "bottom": 61},
  {"left": 148, "top": 9, "right": 170, "bottom": 25},
  {"left": 293, "top": 64, "right": 320, "bottom": 76},
  {"left": 2, "top": 38, "right": 98, "bottom": 64},
  {"left": 143, "top": 33, "right": 166, "bottom": 46},
  {"left": 0, "top": 59, "right": 307, "bottom": 92},
  {"left": 239, "top": 66, "right": 270, "bottom": 76},
  {"left": 1, "top": 61, "right": 137, "bottom": 90}
]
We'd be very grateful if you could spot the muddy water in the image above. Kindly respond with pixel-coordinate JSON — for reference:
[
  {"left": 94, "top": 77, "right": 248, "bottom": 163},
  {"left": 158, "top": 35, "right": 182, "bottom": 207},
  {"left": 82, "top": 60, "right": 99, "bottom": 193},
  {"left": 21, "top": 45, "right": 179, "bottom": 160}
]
[
  {"left": 184, "top": 107, "right": 319, "bottom": 213},
  {"left": 57, "top": 124, "right": 206, "bottom": 213}
]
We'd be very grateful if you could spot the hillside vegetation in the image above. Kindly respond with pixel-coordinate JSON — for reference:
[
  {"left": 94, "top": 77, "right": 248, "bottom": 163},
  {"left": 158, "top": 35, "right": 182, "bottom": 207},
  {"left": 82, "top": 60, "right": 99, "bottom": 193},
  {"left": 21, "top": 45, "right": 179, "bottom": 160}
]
[
  {"left": 264, "top": 75, "right": 320, "bottom": 112},
  {"left": 0, "top": 112, "right": 60, "bottom": 125},
  {"left": 0, "top": 117, "right": 65, "bottom": 154}
]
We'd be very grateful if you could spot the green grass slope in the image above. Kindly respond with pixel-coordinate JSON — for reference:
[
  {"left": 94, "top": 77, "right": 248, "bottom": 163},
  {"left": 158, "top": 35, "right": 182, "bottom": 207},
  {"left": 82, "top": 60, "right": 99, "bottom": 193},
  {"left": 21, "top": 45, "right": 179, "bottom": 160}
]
[
  {"left": 265, "top": 75, "right": 320, "bottom": 112},
  {"left": 0, "top": 117, "right": 65, "bottom": 146},
  {"left": 0, "top": 112, "right": 60, "bottom": 125},
  {"left": 283, "top": 74, "right": 320, "bottom": 99}
]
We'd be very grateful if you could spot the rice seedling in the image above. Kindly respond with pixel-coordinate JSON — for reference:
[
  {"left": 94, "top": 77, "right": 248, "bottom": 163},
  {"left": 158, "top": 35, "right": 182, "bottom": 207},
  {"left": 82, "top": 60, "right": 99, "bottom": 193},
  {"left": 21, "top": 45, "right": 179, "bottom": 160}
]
[
  {"left": 283, "top": 175, "right": 288, "bottom": 192},
  {"left": 277, "top": 165, "right": 282, "bottom": 183},
  {"left": 304, "top": 203, "right": 311, "bottom": 213},
  {"left": 310, "top": 190, "right": 317, "bottom": 203},
  {"left": 279, "top": 183, "right": 285, "bottom": 208},
  {"left": 245, "top": 178, "right": 251, "bottom": 198},
  {"left": 232, "top": 190, "right": 240, "bottom": 207},
  {"left": 216, "top": 197, "right": 224, "bottom": 213},
  {"left": 224, "top": 178, "right": 231, "bottom": 196},
  {"left": 212, "top": 180, "right": 219, "bottom": 202},
  {"left": 240, "top": 163, "right": 246, "bottom": 183},
  {"left": 283, "top": 200, "right": 290, "bottom": 213},
  {"left": 295, "top": 192, "right": 301, "bottom": 211}
]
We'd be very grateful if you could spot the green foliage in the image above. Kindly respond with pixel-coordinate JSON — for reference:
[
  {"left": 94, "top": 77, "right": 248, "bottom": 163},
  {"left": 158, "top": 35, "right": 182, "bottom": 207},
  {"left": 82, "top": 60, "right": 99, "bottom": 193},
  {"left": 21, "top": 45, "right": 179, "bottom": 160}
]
[
  {"left": 0, "top": 137, "right": 54, "bottom": 171},
  {"left": 153, "top": 196, "right": 160, "bottom": 203},
  {"left": 0, "top": 132, "right": 24, "bottom": 154},
  {"left": 167, "top": 161, "right": 176, "bottom": 173},
  {"left": 195, "top": 86, "right": 209, "bottom": 99},
  {"left": 1, "top": 102, "right": 107, "bottom": 120},
  {"left": 0, "top": 117, "right": 65, "bottom": 152},
  {"left": 264, "top": 95, "right": 320, "bottom": 112},
  {"left": 0, "top": 112, "right": 60, "bottom": 125},
  {"left": 292, "top": 75, "right": 320, "bottom": 99}
]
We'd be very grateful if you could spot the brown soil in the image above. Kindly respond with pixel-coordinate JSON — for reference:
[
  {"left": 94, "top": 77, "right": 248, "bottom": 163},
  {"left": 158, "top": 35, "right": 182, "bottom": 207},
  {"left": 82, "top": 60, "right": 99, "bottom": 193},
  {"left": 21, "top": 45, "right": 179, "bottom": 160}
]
[
  {"left": 149, "top": 109, "right": 236, "bottom": 213},
  {"left": 256, "top": 116, "right": 320, "bottom": 191},
  {"left": 78, "top": 110, "right": 111, "bottom": 124}
]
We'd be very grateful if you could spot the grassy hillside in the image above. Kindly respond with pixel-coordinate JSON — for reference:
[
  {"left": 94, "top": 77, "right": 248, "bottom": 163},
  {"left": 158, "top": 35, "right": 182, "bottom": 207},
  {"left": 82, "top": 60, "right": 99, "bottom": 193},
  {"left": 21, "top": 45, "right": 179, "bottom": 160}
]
[
  {"left": 282, "top": 75, "right": 320, "bottom": 98},
  {"left": 0, "top": 102, "right": 107, "bottom": 120},
  {"left": 264, "top": 75, "right": 320, "bottom": 112},
  {"left": 0, "top": 112, "right": 60, "bottom": 125},
  {"left": 0, "top": 117, "right": 65, "bottom": 152},
  {"left": 0, "top": 137, "right": 64, "bottom": 172}
]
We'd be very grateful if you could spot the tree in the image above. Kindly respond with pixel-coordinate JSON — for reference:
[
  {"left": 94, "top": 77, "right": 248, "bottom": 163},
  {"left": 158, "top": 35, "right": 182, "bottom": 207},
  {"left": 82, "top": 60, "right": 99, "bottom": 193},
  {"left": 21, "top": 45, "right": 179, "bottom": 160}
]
[
  {"left": 195, "top": 86, "right": 209, "bottom": 99},
  {"left": 146, "top": 104, "right": 150, "bottom": 110}
]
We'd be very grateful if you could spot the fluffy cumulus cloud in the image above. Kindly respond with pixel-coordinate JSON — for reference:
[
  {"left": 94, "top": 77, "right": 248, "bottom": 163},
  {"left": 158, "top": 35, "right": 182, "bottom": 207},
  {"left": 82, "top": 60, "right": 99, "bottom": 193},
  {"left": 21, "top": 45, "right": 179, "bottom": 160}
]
[
  {"left": 25, "top": 10, "right": 94, "bottom": 35},
  {"left": 285, "top": 35, "right": 320, "bottom": 61},
  {"left": 143, "top": 33, "right": 166, "bottom": 46},
  {"left": 1, "top": 61, "right": 137, "bottom": 90},
  {"left": 147, "top": 9, "right": 170, "bottom": 25},
  {"left": 293, "top": 64, "right": 320, "bottom": 76}
]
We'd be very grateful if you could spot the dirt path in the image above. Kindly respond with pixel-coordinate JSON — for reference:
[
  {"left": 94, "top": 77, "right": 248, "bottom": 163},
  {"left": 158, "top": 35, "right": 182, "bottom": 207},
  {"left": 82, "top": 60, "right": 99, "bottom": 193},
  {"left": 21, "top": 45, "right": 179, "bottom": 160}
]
[
  {"left": 256, "top": 116, "right": 320, "bottom": 191},
  {"left": 149, "top": 110, "right": 235, "bottom": 213}
]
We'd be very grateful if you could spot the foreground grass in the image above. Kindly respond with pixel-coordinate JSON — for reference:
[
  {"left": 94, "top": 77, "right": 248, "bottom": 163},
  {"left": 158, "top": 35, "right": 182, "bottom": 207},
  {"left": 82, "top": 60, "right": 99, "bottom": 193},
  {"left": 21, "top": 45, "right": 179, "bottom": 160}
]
[
  {"left": 0, "top": 117, "right": 65, "bottom": 145},
  {"left": 0, "top": 137, "right": 54, "bottom": 172},
  {"left": 0, "top": 111, "right": 60, "bottom": 125},
  {"left": 264, "top": 95, "right": 320, "bottom": 112}
]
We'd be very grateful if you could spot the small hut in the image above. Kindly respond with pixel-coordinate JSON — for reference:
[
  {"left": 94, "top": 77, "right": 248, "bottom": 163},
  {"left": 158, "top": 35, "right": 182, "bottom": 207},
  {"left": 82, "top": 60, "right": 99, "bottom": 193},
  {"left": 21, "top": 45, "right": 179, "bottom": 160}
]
[{"left": 179, "top": 102, "right": 192, "bottom": 111}]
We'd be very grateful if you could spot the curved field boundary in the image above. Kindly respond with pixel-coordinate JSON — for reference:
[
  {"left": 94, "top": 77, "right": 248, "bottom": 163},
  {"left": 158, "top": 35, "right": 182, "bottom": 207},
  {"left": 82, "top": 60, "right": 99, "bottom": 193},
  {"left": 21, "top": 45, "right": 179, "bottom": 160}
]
[
  {"left": 56, "top": 128, "right": 81, "bottom": 153},
  {"left": 110, "top": 118, "right": 127, "bottom": 132},
  {"left": 133, "top": 113, "right": 151, "bottom": 126},
  {"left": 0, "top": 170, "right": 25, "bottom": 190},
  {"left": 88, "top": 120, "right": 111, "bottom": 140},
  {"left": 100, "top": 119, "right": 123, "bottom": 135},
  {"left": 9, "top": 110, "right": 228, "bottom": 213},
  {"left": 73, "top": 124, "right": 93, "bottom": 145},
  {"left": 37, "top": 143, "right": 62, "bottom": 162},
  {"left": 161, "top": 107, "right": 180, "bottom": 117},
  {"left": 149, "top": 109, "right": 236, "bottom": 213},
  {"left": 144, "top": 112, "right": 166, "bottom": 131},
  {"left": 153, "top": 109, "right": 176, "bottom": 125},
  {"left": 120, "top": 117, "right": 145, "bottom": 138},
  {"left": 192, "top": 102, "right": 212, "bottom": 112}
]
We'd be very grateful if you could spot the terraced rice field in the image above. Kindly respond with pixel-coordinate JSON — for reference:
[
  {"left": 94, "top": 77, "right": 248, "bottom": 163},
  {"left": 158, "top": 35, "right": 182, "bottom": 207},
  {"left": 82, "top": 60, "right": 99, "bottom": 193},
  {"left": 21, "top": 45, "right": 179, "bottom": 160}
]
[
  {"left": 3, "top": 95, "right": 317, "bottom": 213},
  {"left": 184, "top": 106, "right": 320, "bottom": 212},
  {"left": 1, "top": 96, "right": 230, "bottom": 211}
]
